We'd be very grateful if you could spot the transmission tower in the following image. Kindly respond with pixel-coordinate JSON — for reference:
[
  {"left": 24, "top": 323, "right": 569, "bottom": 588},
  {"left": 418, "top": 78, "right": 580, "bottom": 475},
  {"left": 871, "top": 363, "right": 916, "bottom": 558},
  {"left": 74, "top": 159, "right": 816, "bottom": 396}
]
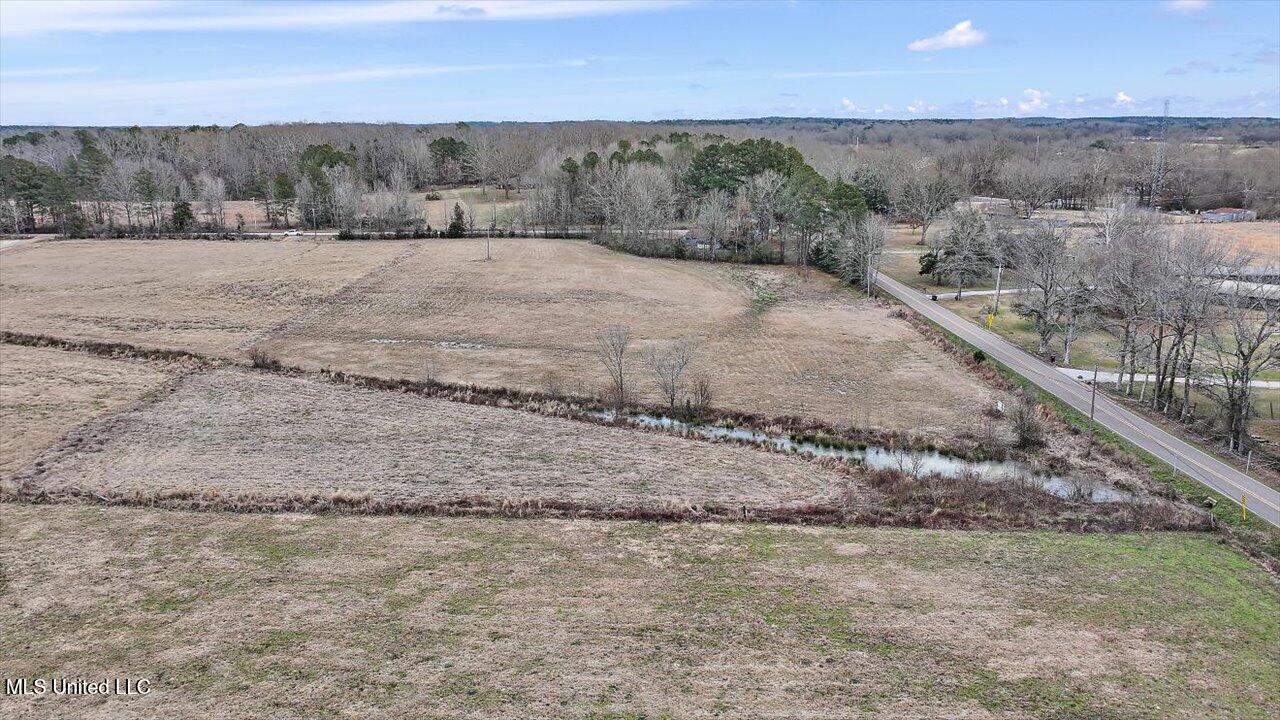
[{"left": 1150, "top": 99, "right": 1170, "bottom": 208}]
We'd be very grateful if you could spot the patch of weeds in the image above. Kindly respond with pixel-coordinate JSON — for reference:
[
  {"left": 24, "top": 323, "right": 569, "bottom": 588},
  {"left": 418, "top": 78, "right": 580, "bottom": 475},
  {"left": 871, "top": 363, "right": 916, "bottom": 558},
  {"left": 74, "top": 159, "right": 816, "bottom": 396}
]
[
  {"left": 749, "top": 289, "right": 780, "bottom": 314},
  {"left": 376, "top": 557, "right": 444, "bottom": 590},
  {"left": 139, "top": 591, "right": 197, "bottom": 614},
  {"left": 955, "top": 672, "right": 1120, "bottom": 719},
  {"left": 727, "top": 525, "right": 781, "bottom": 560},
  {"left": 165, "top": 657, "right": 219, "bottom": 693},
  {"left": 762, "top": 601, "right": 876, "bottom": 651},
  {"left": 442, "top": 578, "right": 526, "bottom": 617},
  {"left": 225, "top": 527, "right": 331, "bottom": 568},
  {"left": 241, "top": 629, "right": 308, "bottom": 656},
  {"left": 231, "top": 657, "right": 319, "bottom": 684},
  {"left": 177, "top": 569, "right": 240, "bottom": 598},
  {"left": 430, "top": 671, "right": 525, "bottom": 710},
  {"left": 231, "top": 630, "right": 317, "bottom": 685}
]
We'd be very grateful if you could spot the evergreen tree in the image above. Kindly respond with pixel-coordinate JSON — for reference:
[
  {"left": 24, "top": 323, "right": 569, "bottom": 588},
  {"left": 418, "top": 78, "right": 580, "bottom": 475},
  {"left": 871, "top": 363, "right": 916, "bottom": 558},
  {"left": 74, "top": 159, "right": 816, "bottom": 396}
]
[
  {"left": 445, "top": 202, "right": 467, "bottom": 237},
  {"left": 131, "top": 169, "right": 161, "bottom": 230},
  {"left": 172, "top": 200, "right": 195, "bottom": 230},
  {"left": 273, "top": 173, "right": 297, "bottom": 226}
]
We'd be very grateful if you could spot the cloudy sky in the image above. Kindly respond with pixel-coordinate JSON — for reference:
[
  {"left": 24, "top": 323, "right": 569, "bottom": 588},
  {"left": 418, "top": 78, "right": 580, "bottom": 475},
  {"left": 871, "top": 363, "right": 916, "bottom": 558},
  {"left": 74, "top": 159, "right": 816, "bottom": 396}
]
[{"left": 0, "top": 0, "right": 1276, "bottom": 125}]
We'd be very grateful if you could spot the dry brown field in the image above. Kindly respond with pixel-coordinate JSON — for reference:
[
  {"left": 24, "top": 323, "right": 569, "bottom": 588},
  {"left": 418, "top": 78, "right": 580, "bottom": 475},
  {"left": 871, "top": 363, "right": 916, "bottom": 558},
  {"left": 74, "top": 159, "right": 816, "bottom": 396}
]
[
  {"left": 262, "top": 237, "right": 1001, "bottom": 437},
  {"left": 1203, "top": 220, "right": 1280, "bottom": 264},
  {"left": 0, "top": 239, "right": 403, "bottom": 356},
  {"left": 0, "top": 344, "right": 174, "bottom": 475},
  {"left": 1, "top": 237, "right": 1003, "bottom": 439},
  {"left": 2, "top": 503, "right": 1275, "bottom": 719},
  {"left": 13, "top": 367, "right": 855, "bottom": 510}
]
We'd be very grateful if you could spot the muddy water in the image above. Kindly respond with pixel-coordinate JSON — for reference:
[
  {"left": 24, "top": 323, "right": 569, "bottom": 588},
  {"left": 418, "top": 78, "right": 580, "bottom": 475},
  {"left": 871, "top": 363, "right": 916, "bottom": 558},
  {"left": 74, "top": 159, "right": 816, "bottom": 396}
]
[{"left": 592, "top": 411, "right": 1133, "bottom": 503}]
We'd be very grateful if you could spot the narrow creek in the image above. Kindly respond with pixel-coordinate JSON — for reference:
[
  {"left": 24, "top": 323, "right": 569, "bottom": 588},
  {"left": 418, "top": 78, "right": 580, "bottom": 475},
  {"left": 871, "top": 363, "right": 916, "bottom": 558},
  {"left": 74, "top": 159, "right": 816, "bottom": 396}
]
[{"left": 591, "top": 410, "right": 1133, "bottom": 503}]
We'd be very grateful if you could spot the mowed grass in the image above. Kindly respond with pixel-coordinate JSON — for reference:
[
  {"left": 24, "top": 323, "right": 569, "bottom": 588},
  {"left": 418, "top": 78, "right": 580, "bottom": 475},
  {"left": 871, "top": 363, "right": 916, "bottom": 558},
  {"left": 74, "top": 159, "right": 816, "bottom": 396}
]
[
  {"left": 1, "top": 237, "right": 1000, "bottom": 439},
  {"left": 14, "top": 367, "right": 856, "bottom": 510},
  {"left": 1, "top": 503, "right": 1276, "bottom": 719},
  {"left": 0, "top": 344, "right": 174, "bottom": 475},
  {"left": 0, "top": 238, "right": 404, "bottom": 357}
]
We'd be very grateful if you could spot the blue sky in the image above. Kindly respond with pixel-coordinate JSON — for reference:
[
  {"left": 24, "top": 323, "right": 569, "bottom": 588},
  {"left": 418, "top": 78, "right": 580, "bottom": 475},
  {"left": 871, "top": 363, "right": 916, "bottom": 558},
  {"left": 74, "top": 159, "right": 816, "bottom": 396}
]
[{"left": 0, "top": 0, "right": 1276, "bottom": 125}]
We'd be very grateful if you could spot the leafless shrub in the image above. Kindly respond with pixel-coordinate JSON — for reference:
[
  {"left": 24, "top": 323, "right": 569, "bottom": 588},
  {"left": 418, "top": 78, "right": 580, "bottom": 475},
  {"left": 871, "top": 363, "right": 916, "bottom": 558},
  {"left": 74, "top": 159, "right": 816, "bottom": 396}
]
[
  {"left": 599, "top": 378, "right": 637, "bottom": 412},
  {"left": 422, "top": 359, "right": 439, "bottom": 384},
  {"left": 1011, "top": 394, "right": 1046, "bottom": 449},
  {"left": 1064, "top": 475, "right": 1099, "bottom": 503},
  {"left": 542, "top": 370, "right": 565, "bottom": 397},
  {"left": 247, "top": 347, "right": 281, "bottom": 370},
  {"left": 689, "top": 375, "right": 714, "bottom": 414}
]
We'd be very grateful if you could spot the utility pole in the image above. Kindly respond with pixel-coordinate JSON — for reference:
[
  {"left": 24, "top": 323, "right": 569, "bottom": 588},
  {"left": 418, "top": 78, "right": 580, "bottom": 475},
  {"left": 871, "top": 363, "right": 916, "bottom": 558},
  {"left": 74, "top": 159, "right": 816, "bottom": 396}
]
[
  {"left": 992, "top": 265, "right": 1004, "bottom": 314},
  {"left": 1087, "top": 364, "right": 1099, "bottom": 457},
  {"left": 486, "top": 192, "right": 495, "bottom": 261}
]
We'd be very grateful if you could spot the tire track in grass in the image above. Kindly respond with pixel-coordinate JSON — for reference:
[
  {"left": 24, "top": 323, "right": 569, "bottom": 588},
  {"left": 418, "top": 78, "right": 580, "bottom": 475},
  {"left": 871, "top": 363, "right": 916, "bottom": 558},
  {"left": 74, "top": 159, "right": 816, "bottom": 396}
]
[{"left": 246, "top": 242, "right": 424, "bottom": 350}]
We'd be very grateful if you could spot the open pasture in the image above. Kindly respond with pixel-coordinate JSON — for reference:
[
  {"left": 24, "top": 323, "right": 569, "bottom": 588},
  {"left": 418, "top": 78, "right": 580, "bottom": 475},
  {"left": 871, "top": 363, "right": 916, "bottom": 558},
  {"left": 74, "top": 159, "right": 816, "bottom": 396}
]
[
  {"left": 0, "top": 239, "right": 403, "bottom": 357},
  {"left": 262, "top": 237, "right": 1003, "bottom": 438},
  {"left": 2, "top": 237, "right": 1002, "bottom": 438},
  {"left": 2, "top": 503, "right": 1275, "bottom": 720},
  {"left": 1203, "top": 220, "right": 1280, "bottom": 264}
]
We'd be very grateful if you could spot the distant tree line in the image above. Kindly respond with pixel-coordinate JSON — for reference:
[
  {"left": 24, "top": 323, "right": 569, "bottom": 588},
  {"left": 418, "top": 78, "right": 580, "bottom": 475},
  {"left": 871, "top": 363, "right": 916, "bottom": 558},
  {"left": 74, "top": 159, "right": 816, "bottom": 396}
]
[{"left": 1, "top": 118, "right": 1276, "bottom": 236}]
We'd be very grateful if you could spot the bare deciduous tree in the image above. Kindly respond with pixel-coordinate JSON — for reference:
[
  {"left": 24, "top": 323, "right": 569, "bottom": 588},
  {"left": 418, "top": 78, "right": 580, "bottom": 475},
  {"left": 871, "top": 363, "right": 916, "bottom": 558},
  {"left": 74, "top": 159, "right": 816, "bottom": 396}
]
[
  {"left": 745, "top": 169, "right": 786, "bottom": 254},
  {"left": 1008, "top": 225, "right": 1073, "bottom": 356},
  {"left": 894, "top": 162, "right": 959, "bottom": 245},
  {"left": 1204, "top": 274, "right": 1279, "bottom": 452},
  {"left": 594, "top": 325, "right": 633, "bottom": 411},
  {"left": 694, "top": 188, "right": 734, "bottom": 260},
  {"left": 644, "top": 336, "right": 698, "bottom": 410},
  {"left": 999, "top": 157, "right": 1063, "bottom": 218},
  {"left": 194, "top": 171, "right": 226, "bottom": 228},
  {"left": 829, "top": 214, "right": 888, "bottom": 293}
]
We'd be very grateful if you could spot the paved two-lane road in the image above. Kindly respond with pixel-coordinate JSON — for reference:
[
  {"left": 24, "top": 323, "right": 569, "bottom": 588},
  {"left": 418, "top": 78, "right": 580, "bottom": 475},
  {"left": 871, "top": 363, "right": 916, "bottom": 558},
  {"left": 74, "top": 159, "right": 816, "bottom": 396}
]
[{"left": 875, "top": 273, "right": 1280, "bottom": 528}]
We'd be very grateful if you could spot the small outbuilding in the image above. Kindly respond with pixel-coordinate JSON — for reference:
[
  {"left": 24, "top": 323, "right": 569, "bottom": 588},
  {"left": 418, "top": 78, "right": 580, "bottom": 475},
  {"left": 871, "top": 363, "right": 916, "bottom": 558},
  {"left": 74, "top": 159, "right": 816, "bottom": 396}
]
[{"left": 1200, "top": 207, "right": 1257, "bottom": 223}]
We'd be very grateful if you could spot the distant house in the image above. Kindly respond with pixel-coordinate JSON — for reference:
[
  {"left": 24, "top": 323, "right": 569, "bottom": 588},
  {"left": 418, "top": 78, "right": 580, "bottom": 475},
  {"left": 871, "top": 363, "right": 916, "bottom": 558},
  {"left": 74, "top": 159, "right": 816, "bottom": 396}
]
[
  {"left": 679, "top": 228, "right": 713, "bottom": 251},
  {"left": 1200, "top": 207, "right": 1257, "bottom": 223}
]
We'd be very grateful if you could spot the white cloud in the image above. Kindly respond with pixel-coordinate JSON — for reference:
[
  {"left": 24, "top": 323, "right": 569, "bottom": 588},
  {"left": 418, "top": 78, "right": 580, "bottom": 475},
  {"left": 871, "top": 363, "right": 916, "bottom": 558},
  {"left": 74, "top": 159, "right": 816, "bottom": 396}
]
[
  {"left": 772, "top": 68, "right": 989, "bottom": 79},
  {"left": 1163, "top": 0, "right": 1209, "bottom": 13},
  {"left": 1016, "top": 88, "right": 1050, "bottom": 113},
  {"left": 0, "top": 66, "right": 96, "bottom": 79},
  {"left": 1165, "top": 60, "right": 1243, "bottom": 75},
  {"left": 0, "top": 61, "right": 582, "bottom": 109},
  {"left": 840, "top": 98, "right": 859, "bottom": 112},
  {"left": 1114, "top": 91, "right": 1134, "bottom": 106},
  {"left": 907, "top": 20, "right": 987, "bottom": 52},
  {"left": 969, "top": 96, "right": 1009, "bottom": 111},
  {"left": 905, "top": 99, "right": 938, "bottom": 113},
  {"left": 0, "top": 1, "right": 682, "bottom": 36}
]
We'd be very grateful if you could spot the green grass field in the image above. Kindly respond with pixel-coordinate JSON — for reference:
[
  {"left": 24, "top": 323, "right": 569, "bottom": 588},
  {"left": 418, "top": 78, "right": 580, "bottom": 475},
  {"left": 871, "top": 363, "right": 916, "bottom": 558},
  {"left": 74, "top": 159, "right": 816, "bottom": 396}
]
[{"left": 2, "top": 503, "right": 1276, "bottom": 719}]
